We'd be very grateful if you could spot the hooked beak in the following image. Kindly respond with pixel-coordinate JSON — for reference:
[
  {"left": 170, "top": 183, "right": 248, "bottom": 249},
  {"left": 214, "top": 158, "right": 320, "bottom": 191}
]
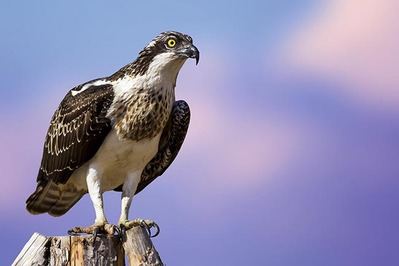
[{"left": 179, "top": 44, "right": 200, "bottom": 65}]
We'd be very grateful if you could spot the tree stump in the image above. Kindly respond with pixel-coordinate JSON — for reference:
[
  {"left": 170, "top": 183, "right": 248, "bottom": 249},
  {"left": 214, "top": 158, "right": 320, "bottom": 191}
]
[
  {"left": 12, "top": 226, "right": 163, "bottom": 266},
  {"left": 123, "top": 226, "right": 162, "bottom": 266}
]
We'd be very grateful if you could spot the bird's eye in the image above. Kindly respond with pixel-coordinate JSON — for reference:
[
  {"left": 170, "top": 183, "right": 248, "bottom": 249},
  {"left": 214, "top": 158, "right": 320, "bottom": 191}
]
[{"left": 166, "top": 38, "right": 177, "bottom": 48}]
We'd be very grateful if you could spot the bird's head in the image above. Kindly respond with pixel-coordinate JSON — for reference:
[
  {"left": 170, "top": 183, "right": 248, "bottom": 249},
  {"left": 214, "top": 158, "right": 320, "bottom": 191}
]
[
  {"left": 145, "top": 31, "right": 200, "bottom": 65},
  {"left": 119, "top": 31, "right": 199, "bottom": 79}
]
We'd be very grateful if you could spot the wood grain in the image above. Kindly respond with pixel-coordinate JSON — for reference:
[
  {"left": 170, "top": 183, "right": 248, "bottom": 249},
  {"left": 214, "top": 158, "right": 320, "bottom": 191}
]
[{"left": 13, "top": 226, "right": 162, "bottom": 266}]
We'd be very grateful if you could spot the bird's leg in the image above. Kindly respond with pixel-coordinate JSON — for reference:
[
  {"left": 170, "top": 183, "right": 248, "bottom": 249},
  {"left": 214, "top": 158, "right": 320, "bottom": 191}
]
[
  {"left": 117, "top": 171, "right": 141, "bottom": 236},
  {"left": 68, "top": 167, "right": 115, "bottom": 236},
  {"left": 116, "top": 172, "right": 160, "bottom": 238}
]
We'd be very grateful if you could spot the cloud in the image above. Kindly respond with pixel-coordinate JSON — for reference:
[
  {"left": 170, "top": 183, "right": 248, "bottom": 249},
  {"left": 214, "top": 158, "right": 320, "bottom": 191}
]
[
  {"left": 282, "top": 0, "right": 399, "bottom": 111},
  {"left": 0, "top": 115, "right": 45, "bottom": 209},
  {"left": 0, "top": 87, "right": 68, "bottom": 210}
]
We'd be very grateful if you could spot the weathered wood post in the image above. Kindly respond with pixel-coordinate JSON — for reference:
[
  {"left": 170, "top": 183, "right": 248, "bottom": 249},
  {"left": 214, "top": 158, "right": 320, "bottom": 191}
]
[
  {"left": 12, "top": 226, "right": 163, "bottom": 266},
  {"left": 122, "top": 226, "right": 163, "bottom": 265}
]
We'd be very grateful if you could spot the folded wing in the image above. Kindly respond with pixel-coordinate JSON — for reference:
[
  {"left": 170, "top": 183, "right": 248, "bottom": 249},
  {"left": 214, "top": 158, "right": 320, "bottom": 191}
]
[{"left": 26, "top": 82, "right": 114, "bottom": 215}]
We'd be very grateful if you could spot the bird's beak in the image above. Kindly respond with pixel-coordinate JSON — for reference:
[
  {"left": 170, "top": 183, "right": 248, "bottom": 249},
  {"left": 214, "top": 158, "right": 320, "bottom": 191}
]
[{"left": 179, "top": 44, "right": 200, "bottom": 65}]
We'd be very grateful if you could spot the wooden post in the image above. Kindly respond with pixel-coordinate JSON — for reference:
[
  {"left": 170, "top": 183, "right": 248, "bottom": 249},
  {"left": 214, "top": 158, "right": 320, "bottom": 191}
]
[
  {"left": 123, "top": 226, "right": 163, "bottom": 266},
  {"left": 13, "top": 226, "right": 163, "bottom": 266}
]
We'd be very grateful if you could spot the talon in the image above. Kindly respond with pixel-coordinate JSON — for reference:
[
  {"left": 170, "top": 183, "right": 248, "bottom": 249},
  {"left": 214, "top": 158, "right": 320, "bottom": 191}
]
[
  {"left": 92, "top": 227, "right": 100, "bottom": 242},
  {"left": 118, "top": 224, "right": 127, "bottom": 241},
  {"left": 144, "top": 220, "right": 160, "bottom": 238},
  {"left": 121, "top": 219, "right": 160, "bottom": 237},
  {"left": 141, "top": 220, "right": 152, "bottom": 236},
  {"left": 139, "top": 219, "right": 160, "bottom": 238},
  {"left": 67, "top": 227, "right": 83, "bottom": 236},
  {"left": 114, "top": 225, "right": 121, "bottom": 236},
  {"left": 150, "top": 222, "right": 160, "bottom": 238},
  {"left": 121, "top": 224, "right": 126, "bottom": 236},
  {"left": 144, "top": 222, "right": 152, "bottom": 236},
  {"left": 67, "top": 229, "right": 76, "bottom": 236}
]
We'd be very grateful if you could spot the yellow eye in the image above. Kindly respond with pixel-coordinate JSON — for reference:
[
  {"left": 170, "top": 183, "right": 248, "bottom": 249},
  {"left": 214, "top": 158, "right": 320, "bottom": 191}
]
[{"left": 167, "top": 38, "right": 176, "bottom": 48}]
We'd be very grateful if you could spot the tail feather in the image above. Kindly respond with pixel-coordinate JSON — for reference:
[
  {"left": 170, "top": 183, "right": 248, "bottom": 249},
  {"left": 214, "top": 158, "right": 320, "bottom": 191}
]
[
  {"left": 26, "top": 180, "right": 84, "bottom": 216},
  {"left": 48, "top": 191, "right": 83, "bottom": 217}
]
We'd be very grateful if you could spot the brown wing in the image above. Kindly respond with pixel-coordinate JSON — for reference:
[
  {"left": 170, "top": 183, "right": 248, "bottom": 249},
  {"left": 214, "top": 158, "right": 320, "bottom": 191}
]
[
  {"left": 26, "top": 82, "right": 114, "bottom": 215},
  {"left": 38, "top": 83, "right": 114, "bottom": 184}
]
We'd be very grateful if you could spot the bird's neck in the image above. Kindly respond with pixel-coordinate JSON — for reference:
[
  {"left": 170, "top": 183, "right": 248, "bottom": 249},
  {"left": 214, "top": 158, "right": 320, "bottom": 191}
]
[
  {"left": 112, "top": 55, "right": 186, "bottom": 101},
  {"left": 108, "top": 56, "right": 186, "bottom": 141},
  {"left": 145, "top": 53, "right": 187, "bottom": 86},
  {"left": 110, "top": 51, "right": 186, "bottom": 83}
]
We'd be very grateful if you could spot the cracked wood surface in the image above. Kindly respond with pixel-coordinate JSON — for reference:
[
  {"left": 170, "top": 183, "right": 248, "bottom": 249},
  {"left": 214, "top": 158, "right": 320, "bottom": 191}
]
[{"left": 12, "top": 226, "right": 163, "bottom": 266}]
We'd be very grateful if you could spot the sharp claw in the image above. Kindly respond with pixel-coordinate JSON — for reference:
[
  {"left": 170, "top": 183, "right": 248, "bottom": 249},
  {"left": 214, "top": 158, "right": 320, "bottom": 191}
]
[
  {"left": 141, "top": 220, "right": 160, "bottom": 238},
  {"left": 139, "top": 220, "right": 151, "bottom": 237},
  {"left": 145, "top": 223, "right": 152, "bottom": 237},
  {"left": 92, "top": 227, "right": 99, "bottom": 243},
  {"left": 118, "top": 224, "right": 127, "bottom": 241},
  {"left": 118, "top": 219, "right": 160, "bottom": 238},
  {"left": 121, "top": 225, "right": 126, "bottom": 236},
  {"left": 68, "top": 227, "right": 81, "bottom": 236},
  {"left": 150, "top": 222, "right": 160, "bottom": 238},
  {"left": 114, "top": 225, "right": 121, "bottom": 236}
]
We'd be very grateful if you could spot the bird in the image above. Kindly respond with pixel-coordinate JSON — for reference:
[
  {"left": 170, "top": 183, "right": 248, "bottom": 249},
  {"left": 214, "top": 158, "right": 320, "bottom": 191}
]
[{"left": 26, "top": 31, "right": 199, "bottom": 236}]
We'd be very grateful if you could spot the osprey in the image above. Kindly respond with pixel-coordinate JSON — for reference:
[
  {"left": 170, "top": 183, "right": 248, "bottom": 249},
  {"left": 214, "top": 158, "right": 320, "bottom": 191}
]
[{"left": 26, "top": 31, "right": 199, "bottom": 235}]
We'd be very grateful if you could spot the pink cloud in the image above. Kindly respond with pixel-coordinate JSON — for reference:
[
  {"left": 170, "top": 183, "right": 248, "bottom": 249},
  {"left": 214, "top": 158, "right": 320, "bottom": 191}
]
[
  {"left": 282, "top": 0, "right": 399, "bottom": 111},
  {"left": 0, "top": 120, "right": 38, "bottom": 209},
  {"left": 0, "top": 85, "right": 71, "bottom": 210}
]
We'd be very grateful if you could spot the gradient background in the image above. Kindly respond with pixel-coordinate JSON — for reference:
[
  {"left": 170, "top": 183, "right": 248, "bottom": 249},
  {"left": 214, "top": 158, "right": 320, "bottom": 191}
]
[{"left": 1, "top": 1, "right": 399, "bottom": 265}]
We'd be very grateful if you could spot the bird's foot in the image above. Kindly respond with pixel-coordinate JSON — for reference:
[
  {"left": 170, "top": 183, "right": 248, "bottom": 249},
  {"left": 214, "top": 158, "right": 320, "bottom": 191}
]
[
  {"left": 68, "top": 223, "right": 118, "bottom": 238},
  {"left": 118, "top": 218, "right": 160, "bottom": 238}
]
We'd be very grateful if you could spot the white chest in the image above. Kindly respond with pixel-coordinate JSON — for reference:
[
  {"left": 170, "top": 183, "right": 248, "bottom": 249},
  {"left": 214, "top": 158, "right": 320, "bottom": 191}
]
[{"left": 88, "top": 130, "right": 162, "bottom": 190}]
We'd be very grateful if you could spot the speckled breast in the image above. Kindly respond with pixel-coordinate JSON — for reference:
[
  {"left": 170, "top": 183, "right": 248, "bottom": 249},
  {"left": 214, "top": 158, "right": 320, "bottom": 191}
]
[{"left": 111, "top": 86, "right": 175, "bottom": 141}]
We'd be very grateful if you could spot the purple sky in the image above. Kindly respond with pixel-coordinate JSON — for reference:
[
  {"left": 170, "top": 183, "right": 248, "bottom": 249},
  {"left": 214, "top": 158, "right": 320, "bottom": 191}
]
[{"left": 1, "top": 1, "right": 399, "bottom": 265}]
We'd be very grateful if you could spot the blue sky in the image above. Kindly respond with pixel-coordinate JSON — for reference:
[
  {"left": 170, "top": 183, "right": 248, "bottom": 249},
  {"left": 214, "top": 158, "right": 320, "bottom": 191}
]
[{"left": 1, "top": 0, "right": 399, "bottom": 265}]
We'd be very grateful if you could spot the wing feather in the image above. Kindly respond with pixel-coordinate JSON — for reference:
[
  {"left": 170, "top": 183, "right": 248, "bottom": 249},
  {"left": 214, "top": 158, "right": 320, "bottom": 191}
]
[
  {"left": 37, "top": 83, "right": 114, "bottom": 185},
  {"left": 138, "top": 100, "right": 190, "bottom": 193}
]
